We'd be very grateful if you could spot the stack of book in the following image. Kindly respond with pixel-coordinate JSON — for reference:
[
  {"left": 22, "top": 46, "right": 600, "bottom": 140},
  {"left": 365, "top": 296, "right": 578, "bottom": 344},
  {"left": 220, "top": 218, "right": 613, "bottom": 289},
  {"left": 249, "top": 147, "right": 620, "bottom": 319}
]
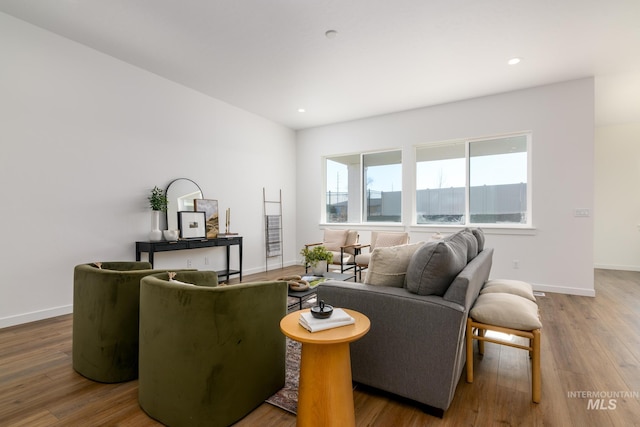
[{"left": 299, "top": 308, "right": 355, "bottom": 333}]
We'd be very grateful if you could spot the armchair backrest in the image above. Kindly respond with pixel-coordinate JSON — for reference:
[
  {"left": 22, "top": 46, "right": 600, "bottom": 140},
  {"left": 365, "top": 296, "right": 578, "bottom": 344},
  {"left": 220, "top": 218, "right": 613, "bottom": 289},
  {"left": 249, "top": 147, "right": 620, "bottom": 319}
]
[
  {"left": 138, "top": 272, "right": 288, "bottom": 427},
  {"left": 370, "top": 231, "right": 409, "bottom": 251},
  {"left": 321, "top": 228, "right": 359, "bottom": 256},
  {"left": 72, "top": 261, "right": 157, "bottom": 383},
  {"left": 322, "top": 228, "right": 349, "bottom": 251},
  {"left": 344, "top": 230, "right": 359, "bottom": 255}
]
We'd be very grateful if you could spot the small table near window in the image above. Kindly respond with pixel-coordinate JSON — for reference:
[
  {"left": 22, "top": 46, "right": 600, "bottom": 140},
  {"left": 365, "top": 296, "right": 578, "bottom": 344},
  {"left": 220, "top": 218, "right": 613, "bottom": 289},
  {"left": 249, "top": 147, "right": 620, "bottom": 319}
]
[{"left": 280, "top": 308, "right": 370, "bottom": 427}]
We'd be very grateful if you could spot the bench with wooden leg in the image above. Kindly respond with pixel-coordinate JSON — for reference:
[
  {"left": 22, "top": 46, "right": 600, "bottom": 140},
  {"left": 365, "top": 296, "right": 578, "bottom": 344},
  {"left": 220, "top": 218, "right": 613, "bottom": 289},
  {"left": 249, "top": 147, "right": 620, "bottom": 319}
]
[{"left": 466, "top": 281, "right": 542, "bottom": 403}]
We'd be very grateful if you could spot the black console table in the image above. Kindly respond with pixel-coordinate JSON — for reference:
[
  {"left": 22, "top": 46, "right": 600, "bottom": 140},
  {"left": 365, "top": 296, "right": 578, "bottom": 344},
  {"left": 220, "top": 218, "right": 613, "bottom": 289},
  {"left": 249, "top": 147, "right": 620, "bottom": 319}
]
[{"left": 135, "top": 237, "right": 243, "bottom": 282}]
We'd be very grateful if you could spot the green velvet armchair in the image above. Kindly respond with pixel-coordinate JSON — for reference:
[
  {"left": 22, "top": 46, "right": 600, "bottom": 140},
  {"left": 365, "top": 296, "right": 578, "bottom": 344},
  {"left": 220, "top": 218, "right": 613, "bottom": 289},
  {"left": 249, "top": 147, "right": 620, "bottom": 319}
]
[
  {"left": 138, "top": 271, "right": 288, "bottom": 427},
  {"left": 72, "top": 261, "right": 159, "bottom": 383}
]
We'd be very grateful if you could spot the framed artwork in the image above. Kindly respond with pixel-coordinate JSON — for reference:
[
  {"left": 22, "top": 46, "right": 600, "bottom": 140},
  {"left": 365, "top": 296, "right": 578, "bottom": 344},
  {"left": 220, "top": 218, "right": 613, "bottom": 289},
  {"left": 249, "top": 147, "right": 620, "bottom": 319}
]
[
  {"left": 194, "top": 199, "right": 219, "bottom": 239},
  {"left": 178, "top": 211, "right": 206, "bottom": 239}
]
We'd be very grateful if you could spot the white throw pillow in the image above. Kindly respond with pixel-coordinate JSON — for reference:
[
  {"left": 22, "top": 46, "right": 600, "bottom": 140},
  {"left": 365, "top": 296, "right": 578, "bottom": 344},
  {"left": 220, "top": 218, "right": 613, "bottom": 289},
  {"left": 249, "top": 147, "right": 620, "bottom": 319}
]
[{"left": 365, "top": 242, "right": 424, "bottom": 287}]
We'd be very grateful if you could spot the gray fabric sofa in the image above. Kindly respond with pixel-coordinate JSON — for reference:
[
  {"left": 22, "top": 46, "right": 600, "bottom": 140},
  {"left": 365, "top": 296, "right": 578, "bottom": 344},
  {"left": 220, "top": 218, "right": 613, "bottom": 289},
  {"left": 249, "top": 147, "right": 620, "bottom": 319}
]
[{"left": 317, "top": 229, "right": 493, "bottom": 414}]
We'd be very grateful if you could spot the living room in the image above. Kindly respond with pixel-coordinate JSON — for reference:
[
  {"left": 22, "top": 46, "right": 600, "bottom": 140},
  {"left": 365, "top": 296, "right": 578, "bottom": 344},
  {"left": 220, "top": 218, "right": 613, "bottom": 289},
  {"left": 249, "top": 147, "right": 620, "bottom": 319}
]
[{"left": 1, "top": 1, "right": 639, "bottom": 425}]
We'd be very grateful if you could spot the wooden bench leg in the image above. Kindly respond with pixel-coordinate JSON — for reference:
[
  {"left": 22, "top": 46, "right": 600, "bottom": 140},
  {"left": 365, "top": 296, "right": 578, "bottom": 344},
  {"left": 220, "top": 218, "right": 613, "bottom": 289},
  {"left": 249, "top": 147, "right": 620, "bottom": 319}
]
[
  {"left": 532, "top": 328, "right": 541, "bottom": 403},
  {"left": 478, "top": 328, "right": 485, "bottom": 355},
  {"left": 466, "top": 318, "right": 541, "bottom": 403},
  {"left": 466, "top": 317, "right": 474, "bottom": 383}
]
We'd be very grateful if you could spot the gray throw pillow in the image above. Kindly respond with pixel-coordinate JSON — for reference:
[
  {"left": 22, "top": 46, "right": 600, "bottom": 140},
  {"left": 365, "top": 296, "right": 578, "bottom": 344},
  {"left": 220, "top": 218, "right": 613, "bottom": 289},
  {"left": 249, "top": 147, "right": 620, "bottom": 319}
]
[
  {"left": 405, "top": 238, "right": 468, "bottom": 296},
  {"left": 443, "top": 230, "right": 477, "bottom": 263}
]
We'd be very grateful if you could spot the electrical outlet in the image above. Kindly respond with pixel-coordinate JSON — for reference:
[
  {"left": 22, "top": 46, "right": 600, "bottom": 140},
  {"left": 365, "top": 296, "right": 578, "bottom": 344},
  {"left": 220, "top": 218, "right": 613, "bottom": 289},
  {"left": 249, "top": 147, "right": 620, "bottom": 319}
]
[
  {"left": 574, "top": 208, "right": 590, "bottom": 217},
  {"left": 513, "top": 259, "right": 520, "bottom": 269},
  {"left": 187, "top": 259, "right": 192, "bottom": 268},
  {"left": 204, "top": 257, "right": 209, "bottom": 265}
]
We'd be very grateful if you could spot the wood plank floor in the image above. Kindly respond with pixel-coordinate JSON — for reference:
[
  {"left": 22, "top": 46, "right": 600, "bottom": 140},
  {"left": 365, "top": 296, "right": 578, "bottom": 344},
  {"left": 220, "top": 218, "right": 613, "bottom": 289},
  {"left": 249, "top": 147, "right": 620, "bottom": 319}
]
[{"left": 1, "top": 268, "right": 639, "bottom": 426}]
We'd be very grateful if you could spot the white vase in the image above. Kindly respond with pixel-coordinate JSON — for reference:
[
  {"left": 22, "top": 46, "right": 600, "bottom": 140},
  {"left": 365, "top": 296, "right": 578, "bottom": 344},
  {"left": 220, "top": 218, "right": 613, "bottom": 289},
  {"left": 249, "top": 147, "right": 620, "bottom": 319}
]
[
  {"left": 311, "top": 260, "right": 327, "bottom": 276},
  {"left": 149, "top": 210, "right": 162, "bottom": 241}
]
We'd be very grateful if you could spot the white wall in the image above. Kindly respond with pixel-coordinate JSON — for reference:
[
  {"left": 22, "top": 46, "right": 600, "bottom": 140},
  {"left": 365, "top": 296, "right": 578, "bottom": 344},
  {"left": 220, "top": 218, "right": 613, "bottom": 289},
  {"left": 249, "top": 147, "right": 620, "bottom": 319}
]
[
  {"left": 0, "top": 13, "right": 297, "bottom": 327},
  {"left": 296, "top": 79, "right": 595, "bottom": 296},
  {"left": 595, "top": 123, "right": 640, "bottom": 270}
]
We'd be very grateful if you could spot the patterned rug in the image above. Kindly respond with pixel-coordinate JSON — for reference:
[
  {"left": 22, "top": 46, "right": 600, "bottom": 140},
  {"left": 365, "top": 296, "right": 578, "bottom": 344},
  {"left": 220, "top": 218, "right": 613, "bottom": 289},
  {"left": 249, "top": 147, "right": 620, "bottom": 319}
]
[{"left": 265, "top": 337, "right": 301, "bottom": 414}]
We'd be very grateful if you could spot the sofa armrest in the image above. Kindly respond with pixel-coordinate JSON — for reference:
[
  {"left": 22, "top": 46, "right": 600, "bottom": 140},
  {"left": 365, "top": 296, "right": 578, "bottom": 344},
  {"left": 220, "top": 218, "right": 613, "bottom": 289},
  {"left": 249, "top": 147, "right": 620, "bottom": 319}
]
[{"left": 444, "top": 248, "right": 493, "bottom": 309}]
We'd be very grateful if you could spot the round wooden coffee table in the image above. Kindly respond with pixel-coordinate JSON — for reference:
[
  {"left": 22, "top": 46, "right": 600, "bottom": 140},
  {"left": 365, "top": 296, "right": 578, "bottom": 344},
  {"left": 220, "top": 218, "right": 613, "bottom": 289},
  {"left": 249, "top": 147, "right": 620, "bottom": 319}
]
[{"left": 280, "top": 308, "right": 370, "bottom": 427}]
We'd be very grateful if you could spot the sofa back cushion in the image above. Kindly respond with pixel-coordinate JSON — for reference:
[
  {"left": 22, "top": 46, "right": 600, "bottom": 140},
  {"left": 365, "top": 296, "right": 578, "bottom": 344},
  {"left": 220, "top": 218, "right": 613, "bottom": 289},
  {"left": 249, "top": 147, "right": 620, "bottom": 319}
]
[
  {"left": 364, "top": 242, "right": 424, "bottom": 287},
  {"left": 463, "top": 229, "right": 478, "bottom": 261},
  {"left": 405, "top": 235, "right": 468, "bottom": 296},
  {"left": 472, "top": 228, "right": 485, "bottom": 252}
]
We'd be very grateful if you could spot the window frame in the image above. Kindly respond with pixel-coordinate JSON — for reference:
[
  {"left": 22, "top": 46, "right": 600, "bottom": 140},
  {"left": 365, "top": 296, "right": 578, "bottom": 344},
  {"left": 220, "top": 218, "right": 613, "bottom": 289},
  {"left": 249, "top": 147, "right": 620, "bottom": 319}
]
[
  {"left": 414, "top": 132, "right": 532, "bottom": 229},
  {"left": 323, "top": 149, "right": 403, "bottom": 225}
]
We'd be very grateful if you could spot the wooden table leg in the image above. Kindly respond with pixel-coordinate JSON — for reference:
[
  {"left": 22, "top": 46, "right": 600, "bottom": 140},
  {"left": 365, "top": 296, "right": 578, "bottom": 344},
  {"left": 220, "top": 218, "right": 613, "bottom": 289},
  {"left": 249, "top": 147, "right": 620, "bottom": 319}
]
[{"left": 297, "top": 341, "right": 355, "bottom": 427}]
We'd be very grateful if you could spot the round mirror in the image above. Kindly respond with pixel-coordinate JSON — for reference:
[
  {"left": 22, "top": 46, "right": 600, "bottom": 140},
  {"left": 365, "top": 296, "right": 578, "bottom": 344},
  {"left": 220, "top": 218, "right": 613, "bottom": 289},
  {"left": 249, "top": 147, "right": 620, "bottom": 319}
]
[{"left": 165, "top": 178, "right": 203, "bottom": 232}]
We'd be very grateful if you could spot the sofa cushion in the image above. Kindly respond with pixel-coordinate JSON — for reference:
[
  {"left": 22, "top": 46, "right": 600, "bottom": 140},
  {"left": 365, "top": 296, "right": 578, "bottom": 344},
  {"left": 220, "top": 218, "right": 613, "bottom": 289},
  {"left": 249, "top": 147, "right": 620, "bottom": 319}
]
[
  {"left": 354, "top": 252, "right": 371, "bottom": 266},
  {"left": 481, "top": 279, "right": 536, "bottom": 302},
  {"left": 471, "top": 228, "right": 485, "bottom": 252},
  {"left": 364, "top": 242, "right": 424, "bottom": 287},
  {"left": 470, "top": 293, "right": 541, "bottom": 330},
  {"left": 405, "top": 238, "right": 468, "bottom": 296},
  {"left": 323, "top": 229, "right": 348, "bottom": 251},
  {"left": 459, "top": 229, "right": 478, "bottom": 262}
]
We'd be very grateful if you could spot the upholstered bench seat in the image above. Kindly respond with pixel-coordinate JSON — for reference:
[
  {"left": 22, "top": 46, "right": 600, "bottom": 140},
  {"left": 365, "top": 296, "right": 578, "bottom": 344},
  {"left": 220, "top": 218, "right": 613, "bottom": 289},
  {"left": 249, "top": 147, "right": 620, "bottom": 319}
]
[
  {"left": 466, "top": 286, "right": 542, "bottom": 403},
  {"left": 470, "top": 292, "right": 541, "bottom": 330},
  {"left": 480, "top": 278, "right": 537, "bottom": 302}
]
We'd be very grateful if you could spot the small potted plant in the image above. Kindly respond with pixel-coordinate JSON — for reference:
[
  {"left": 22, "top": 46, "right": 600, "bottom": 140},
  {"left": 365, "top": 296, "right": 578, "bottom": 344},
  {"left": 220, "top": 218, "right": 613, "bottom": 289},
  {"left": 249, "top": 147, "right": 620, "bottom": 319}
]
[
  {"left": 300, "top": 245, "right": 333, "bottom": 275},
  {"left": 148, "top": 186, "right": 168, "bottom": 241},
  {"left": 148, "top": 186, "right": 168, "bottom": 212}
]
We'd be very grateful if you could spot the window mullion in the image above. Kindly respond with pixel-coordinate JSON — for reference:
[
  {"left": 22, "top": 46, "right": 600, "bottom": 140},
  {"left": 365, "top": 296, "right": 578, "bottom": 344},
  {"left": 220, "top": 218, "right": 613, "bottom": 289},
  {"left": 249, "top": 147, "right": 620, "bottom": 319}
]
[{"left": 465, "top": 140, "right": 471, "bottom": 225}]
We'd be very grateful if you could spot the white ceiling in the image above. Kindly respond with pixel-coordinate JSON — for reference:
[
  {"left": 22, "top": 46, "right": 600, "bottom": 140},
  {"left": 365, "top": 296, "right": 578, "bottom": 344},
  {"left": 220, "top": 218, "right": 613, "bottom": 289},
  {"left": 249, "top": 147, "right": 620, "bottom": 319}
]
[{"left": 1, "top": 0, "right": 639, "bottom": 130}]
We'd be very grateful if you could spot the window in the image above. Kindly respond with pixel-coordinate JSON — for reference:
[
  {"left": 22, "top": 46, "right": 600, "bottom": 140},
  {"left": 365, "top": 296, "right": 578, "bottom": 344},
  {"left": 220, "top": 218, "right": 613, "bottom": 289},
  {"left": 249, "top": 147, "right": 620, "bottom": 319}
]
[
  {"left": 416, "top": 133, "right": 530, "bottom": 226},
  {"left": 325, "top": 150, "right": 402, "bottom": 223},
  {"left": 325, "top": 155, "right": 354, "bottom": 223},
  {"left": 363, "top": 151, "right": 402, "bottom": 222},
  {"left": 415, "top": 142, "right": 466, "bottom": 224},
  {"left": 469, "top": 135, "right": 528, "bottom": 224}
]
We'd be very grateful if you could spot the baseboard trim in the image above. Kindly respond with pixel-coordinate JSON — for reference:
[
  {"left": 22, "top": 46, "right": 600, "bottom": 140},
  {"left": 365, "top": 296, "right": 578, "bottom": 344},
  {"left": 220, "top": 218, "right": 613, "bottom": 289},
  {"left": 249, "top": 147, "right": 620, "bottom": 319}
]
[
  {"left": 594, "top": 264, "right": 640, "bottom": 272},
  {"left": 0, "top": 305, "right": 73, "bottom": 329},
  {"left": 244, "top": 260, "right": 299, "bottom": 276},
  {"left": 531, "top": 283, "right": 596, "bottom": 297}
]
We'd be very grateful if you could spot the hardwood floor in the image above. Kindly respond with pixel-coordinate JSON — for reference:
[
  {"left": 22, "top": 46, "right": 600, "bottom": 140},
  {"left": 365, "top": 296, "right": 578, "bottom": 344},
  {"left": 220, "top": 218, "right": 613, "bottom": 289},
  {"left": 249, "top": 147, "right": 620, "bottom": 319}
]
[{"left": 1, "top": 268, "right": 639, "bottom": 426}]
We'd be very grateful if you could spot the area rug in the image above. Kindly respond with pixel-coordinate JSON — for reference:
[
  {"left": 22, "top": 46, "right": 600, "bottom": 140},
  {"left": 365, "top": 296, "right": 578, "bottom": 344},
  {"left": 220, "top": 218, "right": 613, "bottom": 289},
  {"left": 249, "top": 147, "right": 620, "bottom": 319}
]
[{"left": 266, "top": 337, "right": 301, "bottom": 414}]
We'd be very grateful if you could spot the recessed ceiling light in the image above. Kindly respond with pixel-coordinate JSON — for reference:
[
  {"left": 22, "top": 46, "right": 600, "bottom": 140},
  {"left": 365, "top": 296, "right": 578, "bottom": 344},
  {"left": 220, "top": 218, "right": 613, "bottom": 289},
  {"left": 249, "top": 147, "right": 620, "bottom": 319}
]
[
  {"left": 298, "top": 108, "right": 306, "bottom": 113},
  {"left": 325, "top": 30, "right": 338, "bottom": 39},
  {"left": 508, "top": 57, "right": 522, "bottom": 65}
]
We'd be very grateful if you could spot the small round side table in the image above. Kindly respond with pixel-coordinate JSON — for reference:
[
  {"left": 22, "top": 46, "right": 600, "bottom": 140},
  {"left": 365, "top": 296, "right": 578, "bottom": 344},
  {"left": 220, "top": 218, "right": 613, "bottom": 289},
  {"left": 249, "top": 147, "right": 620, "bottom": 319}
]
[{"left": 280, "top": 308, "right": 370, "bottom": 427}]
